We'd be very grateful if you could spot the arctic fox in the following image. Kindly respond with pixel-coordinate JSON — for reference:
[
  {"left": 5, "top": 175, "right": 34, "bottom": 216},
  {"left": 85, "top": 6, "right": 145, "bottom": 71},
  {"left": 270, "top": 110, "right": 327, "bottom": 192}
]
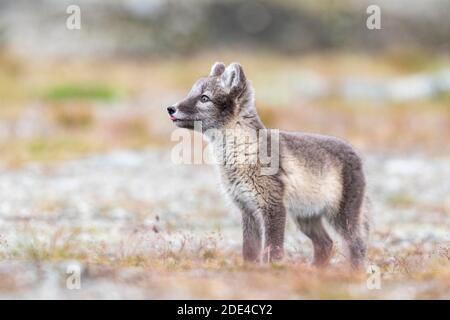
[{"left": 168, "top": 62, "right": 369, "bottom": 268}]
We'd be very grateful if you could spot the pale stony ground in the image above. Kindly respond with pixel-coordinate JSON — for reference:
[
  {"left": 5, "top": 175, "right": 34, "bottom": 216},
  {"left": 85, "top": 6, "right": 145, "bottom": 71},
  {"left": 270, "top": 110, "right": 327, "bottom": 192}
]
[{"left": 0, "top": 149, "right": 449, "bottom": 299}]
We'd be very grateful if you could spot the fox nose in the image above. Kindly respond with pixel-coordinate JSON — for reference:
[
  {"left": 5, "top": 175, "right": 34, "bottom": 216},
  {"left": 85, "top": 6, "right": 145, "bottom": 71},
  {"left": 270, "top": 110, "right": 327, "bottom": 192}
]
[{"left": 167, "top": 106, "right": 176, "bottom": 115}]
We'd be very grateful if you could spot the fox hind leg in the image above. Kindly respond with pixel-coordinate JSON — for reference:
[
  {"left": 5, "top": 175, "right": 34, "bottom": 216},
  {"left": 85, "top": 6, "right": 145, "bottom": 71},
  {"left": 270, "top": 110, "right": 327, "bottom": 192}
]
[
  {"left": 329, "top": 161, "right": 368, "bottom": 269},
  {"left": 296, "top": 216, "right": 333, "bottom": 267}
]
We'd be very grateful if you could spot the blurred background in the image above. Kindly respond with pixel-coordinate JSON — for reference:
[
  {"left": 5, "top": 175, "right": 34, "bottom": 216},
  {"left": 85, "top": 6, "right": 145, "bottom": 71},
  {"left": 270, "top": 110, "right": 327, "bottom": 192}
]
[
  {"left": 0, "top": 0, "right": 448, "bottom": 299},
  {"left": 0, "top": 0, "right": 449, "bottom": 162}
]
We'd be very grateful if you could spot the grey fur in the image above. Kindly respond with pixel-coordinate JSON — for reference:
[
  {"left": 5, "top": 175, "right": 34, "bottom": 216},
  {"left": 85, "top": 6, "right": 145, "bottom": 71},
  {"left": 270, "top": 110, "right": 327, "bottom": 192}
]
[{"left": 168, "top": 62, "right": 369, "bottom": 268}]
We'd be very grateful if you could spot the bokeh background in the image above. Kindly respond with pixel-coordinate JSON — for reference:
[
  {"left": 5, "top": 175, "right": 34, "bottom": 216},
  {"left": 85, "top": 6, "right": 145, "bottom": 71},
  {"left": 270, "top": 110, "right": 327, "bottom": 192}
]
[{"left": 0, "top": 0, "right": 449, "bottom": 299}]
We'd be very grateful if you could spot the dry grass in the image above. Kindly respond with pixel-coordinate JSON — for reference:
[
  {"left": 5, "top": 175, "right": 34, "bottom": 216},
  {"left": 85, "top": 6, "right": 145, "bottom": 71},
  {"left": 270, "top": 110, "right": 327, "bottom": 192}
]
[
  {"left": 273, "top": 99, "right": 450, "bottom": 154},
  {"left": 1, "top": 226, "right": 448, "bottom": 299}
]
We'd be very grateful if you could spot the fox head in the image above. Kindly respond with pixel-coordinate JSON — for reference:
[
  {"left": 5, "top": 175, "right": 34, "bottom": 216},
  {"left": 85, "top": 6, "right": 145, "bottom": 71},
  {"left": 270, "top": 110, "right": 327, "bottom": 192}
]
[{"left": 167, "top": 62, "right": 256, "bottom": 131}]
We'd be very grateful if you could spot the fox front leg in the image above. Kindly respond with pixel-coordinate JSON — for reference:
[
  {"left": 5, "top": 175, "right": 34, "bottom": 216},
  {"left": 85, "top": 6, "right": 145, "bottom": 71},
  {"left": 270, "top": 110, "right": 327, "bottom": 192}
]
[
  {"left": 262, "top": 205, "right": 286, "bottom": 263},
  {"left": 241, "top": 212, "right": 263, "bottom": 262}
]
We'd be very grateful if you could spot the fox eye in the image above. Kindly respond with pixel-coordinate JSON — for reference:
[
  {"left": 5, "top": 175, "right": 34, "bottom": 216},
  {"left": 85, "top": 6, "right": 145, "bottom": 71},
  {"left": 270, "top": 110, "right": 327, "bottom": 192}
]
[{"left": 200, "top": 95, "right": 210, "bottom": 103}]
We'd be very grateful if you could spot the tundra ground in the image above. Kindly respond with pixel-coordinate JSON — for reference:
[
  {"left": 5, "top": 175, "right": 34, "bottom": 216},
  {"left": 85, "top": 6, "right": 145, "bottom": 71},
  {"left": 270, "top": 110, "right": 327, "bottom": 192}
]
[{"left": 0, "top": 149, "right": 448, "bottom": 299}]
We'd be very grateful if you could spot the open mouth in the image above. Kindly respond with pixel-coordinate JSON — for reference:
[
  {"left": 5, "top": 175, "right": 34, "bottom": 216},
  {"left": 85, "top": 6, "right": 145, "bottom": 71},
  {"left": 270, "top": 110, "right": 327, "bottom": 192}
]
[
  {"left": 171, "top": 117, "right": 191, "bottom": 123},
  {"left": 169, "top": 116, "right": 200, "bottom": 123},
  {"left": 170, "top": 117, "right": 201, "bottom": 129}
]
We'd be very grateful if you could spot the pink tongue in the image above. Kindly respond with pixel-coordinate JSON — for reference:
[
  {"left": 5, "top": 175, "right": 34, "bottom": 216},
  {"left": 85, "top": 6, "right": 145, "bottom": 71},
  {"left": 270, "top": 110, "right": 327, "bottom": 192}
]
[{"left": 170, "top": 115, "right": 177, "bottom": 120}]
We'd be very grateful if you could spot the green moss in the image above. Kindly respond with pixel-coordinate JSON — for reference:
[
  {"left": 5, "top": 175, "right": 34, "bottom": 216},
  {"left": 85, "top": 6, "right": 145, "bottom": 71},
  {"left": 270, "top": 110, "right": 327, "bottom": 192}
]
[
  {"left": 387, "top": 193, "right": 416, "bottom": 208},
  {"left": 434, "top": 92, "right": 450, "bottom": 106},
  {"left": 44, "top": 83, "right": 121, "bottom": 102},
  {"left": 385, "top": 50, "right": 438, "bottom": 73},
  {"left": 26, "top": 137, "right": 94, "bottom": 162}
]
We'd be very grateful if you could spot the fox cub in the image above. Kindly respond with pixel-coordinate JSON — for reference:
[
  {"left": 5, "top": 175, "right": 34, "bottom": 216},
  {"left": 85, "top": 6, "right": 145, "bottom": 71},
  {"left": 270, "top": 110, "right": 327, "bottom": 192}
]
[{"left": 168, "top": 62, "right": 369, "bottom": 268}]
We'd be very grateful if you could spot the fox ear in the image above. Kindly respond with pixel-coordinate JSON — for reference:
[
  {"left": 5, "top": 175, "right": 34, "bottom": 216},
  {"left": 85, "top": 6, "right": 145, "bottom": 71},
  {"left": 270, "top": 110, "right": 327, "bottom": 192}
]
[
  {"left": 209, "top": 62, "right": 225, "bottom": 77},
  {"left": 221, "top": 63, "right": 246, "bottom": 97}
]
